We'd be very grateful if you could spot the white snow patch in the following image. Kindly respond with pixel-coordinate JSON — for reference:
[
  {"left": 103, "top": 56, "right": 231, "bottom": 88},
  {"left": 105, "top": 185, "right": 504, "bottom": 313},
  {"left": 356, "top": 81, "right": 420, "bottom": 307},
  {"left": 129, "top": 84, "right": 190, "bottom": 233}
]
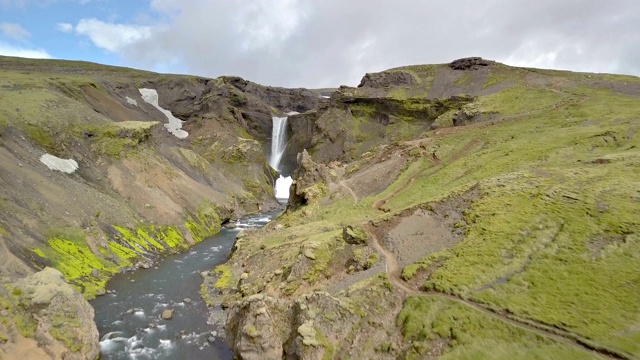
[
  {"left": 126, "top": 96, "right": 138, "bottom": 106},
  {"left": 286, "top": 111, "right": 300, "bottom": 116},
  {"left": 138, "top": 88, "right": 188, "bottom": 139},
  {"left": 321, "top": 95, "right": 330, "bottom": 99},
  {"left": 39, "top": 154, "right": 78, "bottom": 173}
]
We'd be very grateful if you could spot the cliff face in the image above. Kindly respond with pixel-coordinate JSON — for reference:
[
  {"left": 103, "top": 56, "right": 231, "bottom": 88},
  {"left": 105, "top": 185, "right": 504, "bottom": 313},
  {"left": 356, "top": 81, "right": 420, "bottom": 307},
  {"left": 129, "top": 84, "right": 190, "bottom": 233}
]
[
  {"left": 0, "top": 56, "right": 319, "bottom": 358},
  {"left": 208, "top": 59, "right": 640, "bottom": 359}
]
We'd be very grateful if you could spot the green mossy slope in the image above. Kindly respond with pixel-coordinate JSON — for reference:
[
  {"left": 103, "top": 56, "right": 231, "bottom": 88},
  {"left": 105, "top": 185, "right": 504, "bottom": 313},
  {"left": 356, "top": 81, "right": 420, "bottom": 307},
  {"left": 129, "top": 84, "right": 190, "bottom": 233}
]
[{"left": 217, "top": 62, "right": 640, "bottom": 358}]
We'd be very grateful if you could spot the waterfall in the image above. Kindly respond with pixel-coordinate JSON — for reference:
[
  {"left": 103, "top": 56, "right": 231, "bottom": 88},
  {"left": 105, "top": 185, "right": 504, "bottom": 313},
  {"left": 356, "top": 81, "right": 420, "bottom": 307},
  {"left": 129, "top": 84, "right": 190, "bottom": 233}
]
[
  {"left": 269, "top": 116, "right": 292, "bottom": 200},
  {"left": 269, "top": 116, "right": 288, "bottom": 172}
]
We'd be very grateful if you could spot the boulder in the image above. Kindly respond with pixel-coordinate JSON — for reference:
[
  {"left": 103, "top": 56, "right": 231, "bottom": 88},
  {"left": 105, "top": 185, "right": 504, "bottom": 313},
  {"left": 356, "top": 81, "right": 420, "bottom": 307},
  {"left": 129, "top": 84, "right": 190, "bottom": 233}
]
[
  {"left": 358, "top": 71, "right": 415, "bottom": 88},
  {"left": 11, "top": 268, "right": 100, "bottom": 360},
  {"left": 449, "top": 57, "right": 492, "bottom": 70},
  {"left": 162, "top": 309, "right": 174, "bottom": 320},
  {"left": 288, "top": 150, "right": 332, "bottom": 209},
  {"left": 226, "top": 295, "right": 287, "bottom": 360},
  {"left": 342, "top": 225, "right": 369, "bottom": 245}
]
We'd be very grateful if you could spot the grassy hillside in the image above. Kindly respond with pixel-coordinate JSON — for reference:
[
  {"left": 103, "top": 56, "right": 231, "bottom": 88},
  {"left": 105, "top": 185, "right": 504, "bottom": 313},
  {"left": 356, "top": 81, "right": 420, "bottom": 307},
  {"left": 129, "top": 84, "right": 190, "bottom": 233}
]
[
  {"left": 0, "top": 56, "right": 289, "bottom": 300},
  {"left": 213, "top": 59, "right": 640, "bottom": 359}
]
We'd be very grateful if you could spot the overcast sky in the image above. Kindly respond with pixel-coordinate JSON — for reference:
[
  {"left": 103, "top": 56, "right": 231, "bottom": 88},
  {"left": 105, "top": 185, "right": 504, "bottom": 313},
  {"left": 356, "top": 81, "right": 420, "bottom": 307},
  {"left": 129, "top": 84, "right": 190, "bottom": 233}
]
[{"left": 1, "top": 0, "right": 639, "bottom": 87}]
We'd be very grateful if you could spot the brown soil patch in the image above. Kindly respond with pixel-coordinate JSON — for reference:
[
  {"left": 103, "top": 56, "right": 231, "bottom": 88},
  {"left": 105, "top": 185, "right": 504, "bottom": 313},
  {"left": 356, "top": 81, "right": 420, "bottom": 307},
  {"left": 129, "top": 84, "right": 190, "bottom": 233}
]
[
  {"left": 587, "top": 233, "right": 626, "bottom": 259},
  {"left": 343, "top": 154, "right": 407, "bottom": 200},
  {"left": 369, "top": 186, "right": 479, "bottom": 268},
  {"left": 427, "top": 65, "right": 510, "bottom": 99},
  {"left": 82, "top": 85, "right": 151, "bottom": 123},
  {"left": 106, "top": 149, "right": 241, "bottom": 226}
]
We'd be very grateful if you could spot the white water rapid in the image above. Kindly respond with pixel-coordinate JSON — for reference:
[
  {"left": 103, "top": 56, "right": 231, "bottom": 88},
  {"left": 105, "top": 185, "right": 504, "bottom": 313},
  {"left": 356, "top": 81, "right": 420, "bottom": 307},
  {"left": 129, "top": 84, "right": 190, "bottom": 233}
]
[{"left": 269, "top": 116, "right": 292, "bottom": 200}]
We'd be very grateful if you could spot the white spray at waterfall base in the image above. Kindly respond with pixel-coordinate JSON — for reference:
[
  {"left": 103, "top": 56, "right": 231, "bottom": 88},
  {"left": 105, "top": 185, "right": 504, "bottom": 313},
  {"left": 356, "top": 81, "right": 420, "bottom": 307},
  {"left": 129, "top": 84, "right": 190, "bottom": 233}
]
[
  {"left": 139, "top": 88, "right": 189, "bottom": 139},
  {"left": 275, "top": 176, "right": 293, "bottom": 199}
]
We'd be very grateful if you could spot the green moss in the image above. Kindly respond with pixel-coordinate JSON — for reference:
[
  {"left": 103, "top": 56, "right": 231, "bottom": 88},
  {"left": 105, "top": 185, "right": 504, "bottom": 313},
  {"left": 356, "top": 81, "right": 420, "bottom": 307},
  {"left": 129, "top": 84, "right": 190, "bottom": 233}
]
[
  {"left": 213, "top": 264, "right": 233, "bottom": 289},
  {"left": 365, "top": 253, "right": 379, "bottom": 269},
  {"left": 244, "top": 324, "right": 258, "bottom": 337},
  {"left": 31, "top": 248, "right": 45, "bottom": 258},
  {"left": 49, "top": 315, "right": 82, "bottom": 352},
  {"left": 482, "top": 71, "right": 511, "bottom": 89},
  {"left": 283, "top": 281, "right": 301, "bottom": 296},
  {"left": 185, "top": 202, "right": 222, "bottom": 243},
  {"left": 113, "top": 225, "right": 166, "bottom": 252},
  {"left": 353, "top": 248, "right": 365, "bottom": 264},
  {"left": 397, "top": 296, "right": 598, "bottom": 359},
  {"left": 47, "top": 237, "right": 115, "bottom": 297},
  {"left": 388, "top": 87, "right": 408, "bottom": 100},
  {"left": 107, "top": 241, "right": 138, "bottom": 264},
  {"left": 25, "top": 124, "right": 55, "bottom": 152},
  {"left": 316, "top": 329, "right": 336, "bottom": 360},
  {"left": 250, "top": 72, "right": 640, "bottom": 357},
  {"left": 303, "top": 235, "right": 344, "bottom": 284},
  {"left": 179, "top": 147, "right": 211, "bottom": 174},
  {"left": 134, "top": 227, "right": 166, "bottom": 250},
  {"left": 80, "top": 121, "right": 159, "bottom": 158},
  {"left": 156, "top": 226, "right": 187, "bottom": 249},
  {"left": 0, "top": 288, "right": 37, "bottom": 338},
  {"left": 113, "top": 225, "right": 150, "bottom": 251},
  {"left": 11, "top": 309, "right": 37, "bottom": 338},
  {"left": 344, "top": 225, "right": 368, "bottom": 244},
  {"left": 199, "top": 281, "right": 216, "bottom": 307},
  {"left": 36, "top": 224, "right": 184, "bottom": 298}
]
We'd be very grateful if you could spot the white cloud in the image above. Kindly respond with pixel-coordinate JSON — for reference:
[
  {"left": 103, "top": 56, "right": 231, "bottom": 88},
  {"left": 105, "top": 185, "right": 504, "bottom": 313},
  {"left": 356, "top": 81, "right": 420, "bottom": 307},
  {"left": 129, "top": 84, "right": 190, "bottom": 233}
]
[
  {"left": 65, "top": 0, "right": 640, "bottom": 87},
  {"left": 0, "top": 22, "right": 31, "bottom": 41},
  {"left": 0, "top": 41, "right": 51, "bottom": 58},
  {"left": 73, "top": 18, "right": 154, "bottom": 53},
  {"left": 56, "top": 23, "right": 73, "bottom": 33}
]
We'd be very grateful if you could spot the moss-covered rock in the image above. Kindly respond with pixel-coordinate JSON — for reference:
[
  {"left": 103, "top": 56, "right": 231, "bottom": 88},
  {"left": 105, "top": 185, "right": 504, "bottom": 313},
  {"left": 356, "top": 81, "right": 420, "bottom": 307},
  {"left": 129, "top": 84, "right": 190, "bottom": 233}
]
[
  {"left": 342, "top": 225, "right": 368, "bottom": 245},
  {"left": 1, "top": 268, "right": 100, "bottom": 359}
]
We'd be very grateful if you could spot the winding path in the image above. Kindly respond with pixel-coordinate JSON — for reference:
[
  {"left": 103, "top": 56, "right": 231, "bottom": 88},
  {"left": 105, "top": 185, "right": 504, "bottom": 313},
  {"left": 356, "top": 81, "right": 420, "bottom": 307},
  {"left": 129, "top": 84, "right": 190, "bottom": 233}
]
[
  {"left": 367, "top": 230, "right": 628, "bottom": 360},
  {"left": 339, "top": 180, "right": 359, "bottom": 205},
  {"left": 335, "top": 137, "right": 627, "bottom": 359}
]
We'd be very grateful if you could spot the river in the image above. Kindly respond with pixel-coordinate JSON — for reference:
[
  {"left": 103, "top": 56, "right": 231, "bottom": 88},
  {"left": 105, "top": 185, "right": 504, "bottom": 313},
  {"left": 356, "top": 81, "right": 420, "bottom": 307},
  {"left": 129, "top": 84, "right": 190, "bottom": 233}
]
[{"left": 91, "top": 209, "right": 282, "bottom": 359}]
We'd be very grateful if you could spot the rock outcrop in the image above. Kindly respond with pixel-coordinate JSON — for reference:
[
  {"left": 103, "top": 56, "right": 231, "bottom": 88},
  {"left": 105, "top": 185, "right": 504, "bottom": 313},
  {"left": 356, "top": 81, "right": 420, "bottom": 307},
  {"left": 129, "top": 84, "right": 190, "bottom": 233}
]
[
  {"left": 226, "top": 291, "right": 390, "bottom": 360},
  {"left": 0, "top": 268, "right": 99, "bottom": 360},
  {"left": 358, "top": 70, "right": 415, "bottom": 88},
  {"left": 223, "top": 76, "right": 321, "bottom": 114},
  {"left": 448, "top": 56, "right": 492, "bottom": 70},
  {"left": 288, "top": 150, "right": 332, "bottom": 208},
  {"left": 226, "top": 294, "right": 289, "bottom": 360}
]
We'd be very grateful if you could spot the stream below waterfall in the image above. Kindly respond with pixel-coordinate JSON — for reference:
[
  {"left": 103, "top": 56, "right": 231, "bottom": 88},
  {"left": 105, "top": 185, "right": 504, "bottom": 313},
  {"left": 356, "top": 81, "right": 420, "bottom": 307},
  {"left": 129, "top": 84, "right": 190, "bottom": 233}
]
[
  {"left": 92, "top": 115, "right": 293, "bottom": 359},
  {"left": 90, "top": 209, "right": 282, "bottom": 360}
]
